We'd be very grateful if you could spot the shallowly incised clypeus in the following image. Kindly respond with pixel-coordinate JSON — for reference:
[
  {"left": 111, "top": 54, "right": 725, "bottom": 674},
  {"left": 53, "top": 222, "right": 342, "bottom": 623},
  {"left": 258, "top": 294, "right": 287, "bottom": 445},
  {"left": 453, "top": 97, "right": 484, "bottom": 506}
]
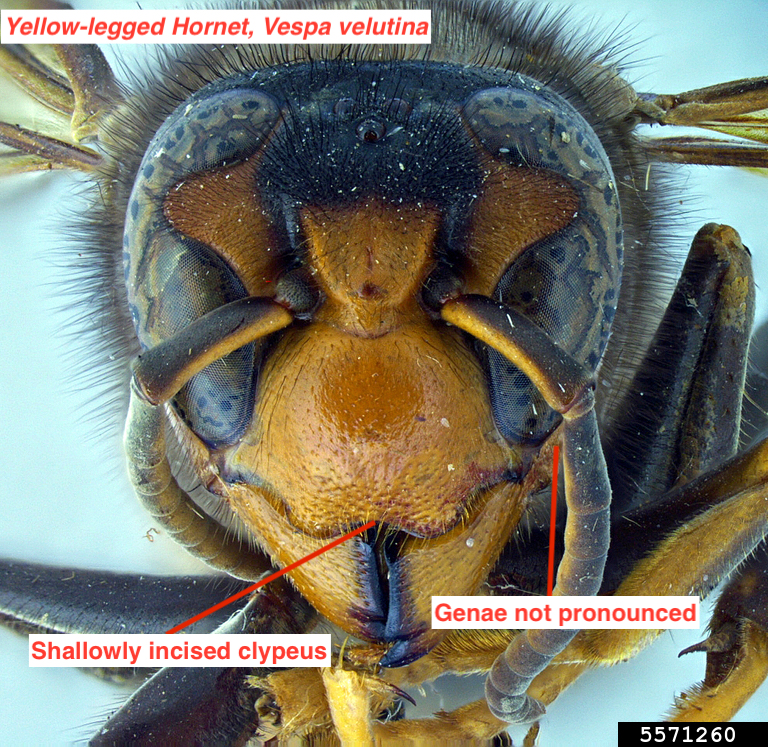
[{"left": 1, "top": 1, "right": 768, "bottom": 744}]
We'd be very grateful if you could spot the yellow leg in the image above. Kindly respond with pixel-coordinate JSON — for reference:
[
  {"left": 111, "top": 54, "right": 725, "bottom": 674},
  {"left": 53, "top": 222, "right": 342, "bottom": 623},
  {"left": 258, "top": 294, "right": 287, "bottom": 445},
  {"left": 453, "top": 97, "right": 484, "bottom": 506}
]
[{"left": 670, "top": 622, "right": 768, "bottom": 721}]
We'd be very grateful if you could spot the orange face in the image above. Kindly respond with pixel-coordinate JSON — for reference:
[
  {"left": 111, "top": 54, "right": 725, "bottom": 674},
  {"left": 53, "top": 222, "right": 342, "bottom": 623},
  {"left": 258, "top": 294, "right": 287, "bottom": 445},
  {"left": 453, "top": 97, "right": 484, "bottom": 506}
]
[
  {"left": 163, "top": 188, "right": 577, "bottom": 661},
  {"left": 128, "top": 58, "right": 618, "bottom": 666}
]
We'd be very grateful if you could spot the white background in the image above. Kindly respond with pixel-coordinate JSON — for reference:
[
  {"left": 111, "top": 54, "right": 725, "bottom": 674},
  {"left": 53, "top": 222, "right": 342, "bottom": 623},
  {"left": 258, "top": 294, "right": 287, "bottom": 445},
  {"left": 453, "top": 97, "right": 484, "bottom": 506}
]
[{"left": 1, "top": 1, "right": 768, "bottom": 745}]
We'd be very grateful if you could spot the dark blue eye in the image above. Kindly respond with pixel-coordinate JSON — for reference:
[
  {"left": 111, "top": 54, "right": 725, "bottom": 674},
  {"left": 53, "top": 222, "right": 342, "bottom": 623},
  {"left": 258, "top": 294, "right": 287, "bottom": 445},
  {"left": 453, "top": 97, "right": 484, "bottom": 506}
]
[
  {"left": 463, "top": 86, "right": 622, "bottom": 445},
  {"left": 145, "top": 232, "right": 258, "bottom": 448},
  {"left": 124, "top": 88, "right": 280, "bottom": 447}
]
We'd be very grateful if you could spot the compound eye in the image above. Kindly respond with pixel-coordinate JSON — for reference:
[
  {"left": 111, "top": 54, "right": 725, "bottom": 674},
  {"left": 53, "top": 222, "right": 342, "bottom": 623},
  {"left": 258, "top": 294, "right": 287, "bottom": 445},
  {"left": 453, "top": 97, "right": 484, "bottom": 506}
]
[
  {"left": 356, "top": 118, "right": 387, "bottom": 143},
  {"left": 124, "top": 88, "right": 281, "bottom": 448},
  {"left": 462, "top": 86, "right": 622, "bottom": 445}
]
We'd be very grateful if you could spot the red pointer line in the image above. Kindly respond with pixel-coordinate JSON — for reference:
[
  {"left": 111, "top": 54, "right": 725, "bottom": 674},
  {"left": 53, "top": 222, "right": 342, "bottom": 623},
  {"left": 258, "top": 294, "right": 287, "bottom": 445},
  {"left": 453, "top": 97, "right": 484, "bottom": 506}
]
[
  {"left": 165, "top": 519, "right": 376, "bottom": 634},
  {"left": 547, "top": 444, "right": 560, "bottom": 597}
]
